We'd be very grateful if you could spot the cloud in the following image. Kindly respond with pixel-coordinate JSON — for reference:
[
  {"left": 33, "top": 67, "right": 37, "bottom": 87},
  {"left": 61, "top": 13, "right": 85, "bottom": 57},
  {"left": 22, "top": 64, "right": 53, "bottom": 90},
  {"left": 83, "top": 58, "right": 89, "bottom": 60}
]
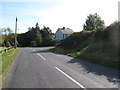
[
  {"left": 1, "top": 0, "right": 119, "bottom": 33},
  {"left": 37, "top": 0, "right": 85, "bottom": 32},
  {"left": 37, "top": 0, "right": 119, "bottom": 33}
]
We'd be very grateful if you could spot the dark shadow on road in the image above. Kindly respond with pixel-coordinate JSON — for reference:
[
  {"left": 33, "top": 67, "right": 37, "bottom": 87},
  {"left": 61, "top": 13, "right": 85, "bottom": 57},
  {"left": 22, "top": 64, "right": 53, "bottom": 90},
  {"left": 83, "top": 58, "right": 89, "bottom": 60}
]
[
  {"left": 67, "top": 58, "right": 119, "bottom": 84},
  {"left": 32, "top": 49, "right": 63, "bottom": 55},
  {"left": 32, "top": 49, "right": 119, "bottom": 84},
  {"left": 32, "top": 50, "right": 50, "bottom": 53}
]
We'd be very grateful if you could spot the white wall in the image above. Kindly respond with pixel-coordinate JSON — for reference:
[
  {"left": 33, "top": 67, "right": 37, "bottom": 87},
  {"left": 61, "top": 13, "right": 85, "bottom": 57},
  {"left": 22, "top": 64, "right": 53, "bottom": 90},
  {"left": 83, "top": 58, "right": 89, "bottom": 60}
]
[
  {"left": 55, "top": 30, "right": 71, "bottom": 40},
  {"left": 55, "top": 30, "right": 64, "bottom": 39}
]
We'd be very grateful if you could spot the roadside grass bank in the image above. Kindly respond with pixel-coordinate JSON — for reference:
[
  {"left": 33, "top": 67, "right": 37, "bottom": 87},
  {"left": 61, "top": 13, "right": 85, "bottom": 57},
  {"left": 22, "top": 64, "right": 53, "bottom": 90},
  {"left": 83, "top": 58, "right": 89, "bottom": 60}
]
[
  {"left": 49, "top": 47, "right": 118, "bottom": 69},
  {"left": 0, "top": 47, "right": 6, "bottom": 50},
  {"left": 0, "top": 48, "right": 20, "bottom": 86},
  {"left": 50, "top": 22, "right": 119, "bottom": 70}
]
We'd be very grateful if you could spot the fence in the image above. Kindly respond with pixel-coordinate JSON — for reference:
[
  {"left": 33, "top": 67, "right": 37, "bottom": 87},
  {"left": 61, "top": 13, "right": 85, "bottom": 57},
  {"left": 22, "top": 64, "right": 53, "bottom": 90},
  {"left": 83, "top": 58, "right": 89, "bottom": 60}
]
[{"left": 0, "top": 46, "right": 14, "bottom": 54}]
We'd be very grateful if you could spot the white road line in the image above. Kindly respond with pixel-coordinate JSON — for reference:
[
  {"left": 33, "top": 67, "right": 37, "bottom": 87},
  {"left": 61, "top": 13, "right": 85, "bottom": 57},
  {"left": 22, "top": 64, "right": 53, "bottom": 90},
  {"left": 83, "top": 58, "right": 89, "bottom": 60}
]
[
  {"left": 33, "top": 49, "right": 35, "bottom": 52},
  {"left": 33, "top": 49, "right": 46, "bottom": 60},
  {"left": 37, "top": 53, "right": 46, "bottom": 60},
  {"left": 55, "top": 67, "right": 86, "bottom": 89}
]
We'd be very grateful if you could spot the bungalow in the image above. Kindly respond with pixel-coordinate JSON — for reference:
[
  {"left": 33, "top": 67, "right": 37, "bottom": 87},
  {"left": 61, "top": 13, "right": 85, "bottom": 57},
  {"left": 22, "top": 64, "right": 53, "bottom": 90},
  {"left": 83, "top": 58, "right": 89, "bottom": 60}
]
[{"left": 55, "top": 27, "right": 74, "bottom": 41}]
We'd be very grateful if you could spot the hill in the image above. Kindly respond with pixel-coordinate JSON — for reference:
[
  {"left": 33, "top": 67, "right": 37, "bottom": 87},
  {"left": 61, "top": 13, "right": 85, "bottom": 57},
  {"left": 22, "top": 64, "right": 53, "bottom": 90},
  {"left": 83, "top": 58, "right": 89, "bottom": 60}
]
[{"left": 52, "top": 21, "right": 119, "bottom": 69}]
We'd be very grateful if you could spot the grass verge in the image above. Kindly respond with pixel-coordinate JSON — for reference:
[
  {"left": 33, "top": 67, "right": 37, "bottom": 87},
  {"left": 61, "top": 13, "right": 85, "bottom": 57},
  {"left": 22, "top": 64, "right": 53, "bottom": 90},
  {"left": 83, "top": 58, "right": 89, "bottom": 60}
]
[
  {"left": 49, "top": 47, "right": 118, "bottom": 69},
  {"left": 0, "top": 47, "right": 7, "bottom": 50},
  {"left": 0, "top": 48, "right": 20, "bottom": 86}
]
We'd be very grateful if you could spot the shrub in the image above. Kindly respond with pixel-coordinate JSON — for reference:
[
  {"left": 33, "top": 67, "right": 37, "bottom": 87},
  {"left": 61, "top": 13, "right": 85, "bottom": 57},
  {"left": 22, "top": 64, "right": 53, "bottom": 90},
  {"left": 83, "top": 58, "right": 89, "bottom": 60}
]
[
  {"left": 30, "top": 41, "right": 37, "bottom": 47},
  {"left": 57, "top": 30, "right": 94, "bottom": 50}
]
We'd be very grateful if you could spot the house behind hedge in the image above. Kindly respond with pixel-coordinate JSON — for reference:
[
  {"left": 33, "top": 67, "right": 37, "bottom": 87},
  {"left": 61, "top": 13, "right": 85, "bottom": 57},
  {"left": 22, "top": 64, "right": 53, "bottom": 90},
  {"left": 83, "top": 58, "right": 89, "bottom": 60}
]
[{"left": 55, "top": 27, "right": 74, "bottom": 41}]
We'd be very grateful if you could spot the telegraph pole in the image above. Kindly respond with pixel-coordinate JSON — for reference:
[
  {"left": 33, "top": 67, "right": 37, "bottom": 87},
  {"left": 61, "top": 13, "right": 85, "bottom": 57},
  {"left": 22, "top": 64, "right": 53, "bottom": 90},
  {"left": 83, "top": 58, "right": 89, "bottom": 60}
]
[{"left": 15, "top": 17, "right": 18, "bottom": 49}]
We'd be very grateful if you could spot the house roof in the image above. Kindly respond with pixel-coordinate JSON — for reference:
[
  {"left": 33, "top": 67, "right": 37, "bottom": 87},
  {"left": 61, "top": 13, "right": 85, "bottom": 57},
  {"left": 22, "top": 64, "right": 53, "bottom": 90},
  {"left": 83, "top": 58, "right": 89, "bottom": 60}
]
[{"left": 58, "top": 28, "right": 74, "bottom": 34}]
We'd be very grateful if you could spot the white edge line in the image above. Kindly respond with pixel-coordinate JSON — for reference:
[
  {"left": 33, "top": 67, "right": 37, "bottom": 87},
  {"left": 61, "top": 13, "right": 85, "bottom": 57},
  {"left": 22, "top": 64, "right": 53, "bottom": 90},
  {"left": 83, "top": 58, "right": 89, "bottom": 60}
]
[
  {"left": 55, "top": 67, "right": 85, "bottom": 89},
  {"left": 37, "top": 53, "right": 46, "bottom": 60}
]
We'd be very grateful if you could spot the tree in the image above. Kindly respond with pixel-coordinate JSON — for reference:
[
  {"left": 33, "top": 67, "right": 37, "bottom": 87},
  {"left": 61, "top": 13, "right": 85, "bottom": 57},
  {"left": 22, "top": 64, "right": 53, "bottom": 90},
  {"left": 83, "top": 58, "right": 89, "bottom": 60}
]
[
  {"left": 7, "top": 27, "right": 12, "bottom": 34},
  {"left": 40, "top": 26, "right": 53, "bottom": 46},
  {"left": 41, "top": 26, "right": 52, "bottom": 35},
  {"left": 35, "top": 22, "right": 40, "bottom": 30},
  {"left": 2, "top": 27, "right": 12, "bottom": 35},
  {"left": 2, "top": 27, "right": 13, "bottom": 47},
  {"left": 17, "top": 23, "right": 54, "bottom": 47},
  {"left": 83, "top": 13, "right": 105, "bottom": 30},
  {"left": 17, "top": 23, "right": 42, "bottom": 47},
  {"left": 35, "top": 30, "right": 42, "bottom": 46}
]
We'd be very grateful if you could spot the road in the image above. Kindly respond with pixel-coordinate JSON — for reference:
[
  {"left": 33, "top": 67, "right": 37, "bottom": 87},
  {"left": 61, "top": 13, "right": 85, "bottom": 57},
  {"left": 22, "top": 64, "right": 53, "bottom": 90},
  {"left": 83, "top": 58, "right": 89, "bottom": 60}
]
[{"left": 3, "top": 47, "right": 119, "bottom": 88}]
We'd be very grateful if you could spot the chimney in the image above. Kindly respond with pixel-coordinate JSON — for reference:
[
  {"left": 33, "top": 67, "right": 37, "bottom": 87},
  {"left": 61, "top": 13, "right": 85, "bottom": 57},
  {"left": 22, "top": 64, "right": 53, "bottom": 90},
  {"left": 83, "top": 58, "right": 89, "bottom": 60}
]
[{"left": 63, "top": 27, "right": 65, "bottom": 29}]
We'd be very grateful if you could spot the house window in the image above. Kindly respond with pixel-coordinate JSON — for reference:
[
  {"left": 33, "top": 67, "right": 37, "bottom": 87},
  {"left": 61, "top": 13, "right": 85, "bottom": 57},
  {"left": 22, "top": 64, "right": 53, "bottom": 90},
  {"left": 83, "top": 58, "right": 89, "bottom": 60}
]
[{"left": 66, "top": 34, "right": 67, "bottom": 38}]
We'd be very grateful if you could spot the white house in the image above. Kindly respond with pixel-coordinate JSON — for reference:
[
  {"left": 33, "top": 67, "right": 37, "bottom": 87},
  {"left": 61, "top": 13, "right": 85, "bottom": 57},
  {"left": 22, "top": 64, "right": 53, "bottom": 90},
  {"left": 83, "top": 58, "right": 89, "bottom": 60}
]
[{"left": 55, "top": 27, "right": 74, "bottom": 40}]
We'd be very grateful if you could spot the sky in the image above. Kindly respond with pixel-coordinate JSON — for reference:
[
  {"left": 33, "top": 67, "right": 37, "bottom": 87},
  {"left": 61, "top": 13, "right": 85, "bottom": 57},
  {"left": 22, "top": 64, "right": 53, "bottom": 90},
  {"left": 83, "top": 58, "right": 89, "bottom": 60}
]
[{"left": 1, "top": 0, "right": 119, "bottom": 33}]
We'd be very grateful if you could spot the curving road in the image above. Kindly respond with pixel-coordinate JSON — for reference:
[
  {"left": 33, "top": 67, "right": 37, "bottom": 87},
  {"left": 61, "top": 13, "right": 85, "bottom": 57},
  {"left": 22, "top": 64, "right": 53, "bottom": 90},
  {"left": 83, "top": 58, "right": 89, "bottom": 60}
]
[{"left": 3, "top": 47, "right": 119, "bottom": 89}]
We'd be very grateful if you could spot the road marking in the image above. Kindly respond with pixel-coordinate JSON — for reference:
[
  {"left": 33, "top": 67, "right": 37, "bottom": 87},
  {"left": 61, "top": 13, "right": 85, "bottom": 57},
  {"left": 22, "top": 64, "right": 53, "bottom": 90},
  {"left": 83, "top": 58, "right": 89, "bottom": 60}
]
[
  {"left": 55, "top": 67, "right": 86, "bottom": 89},
  {"left": 33, "top": 49, "right": 46, "bottom": 60},
  {"left": 37, "top": 53, "right": 46, "bottom": 60}
]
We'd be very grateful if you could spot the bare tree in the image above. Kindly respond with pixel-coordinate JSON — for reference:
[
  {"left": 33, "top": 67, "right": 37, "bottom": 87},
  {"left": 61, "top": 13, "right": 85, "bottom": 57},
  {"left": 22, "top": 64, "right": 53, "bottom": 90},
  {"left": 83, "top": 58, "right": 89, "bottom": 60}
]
[{"left": 7, "top": 27, "right": 12, "bottom": 34}]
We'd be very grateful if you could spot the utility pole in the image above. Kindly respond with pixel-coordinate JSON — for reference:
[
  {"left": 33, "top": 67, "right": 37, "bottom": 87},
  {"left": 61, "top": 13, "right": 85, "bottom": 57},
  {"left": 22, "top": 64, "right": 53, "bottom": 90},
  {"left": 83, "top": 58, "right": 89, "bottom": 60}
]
[{"left": 15, "top": 17, "right": 18, "bottom": 49}]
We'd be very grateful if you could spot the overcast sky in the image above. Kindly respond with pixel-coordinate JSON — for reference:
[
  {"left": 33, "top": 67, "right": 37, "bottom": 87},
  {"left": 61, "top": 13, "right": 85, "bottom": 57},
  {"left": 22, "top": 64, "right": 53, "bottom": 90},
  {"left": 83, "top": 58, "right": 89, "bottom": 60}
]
[{"left": 1, "top": 0, "right": 119, "bottom": 33}]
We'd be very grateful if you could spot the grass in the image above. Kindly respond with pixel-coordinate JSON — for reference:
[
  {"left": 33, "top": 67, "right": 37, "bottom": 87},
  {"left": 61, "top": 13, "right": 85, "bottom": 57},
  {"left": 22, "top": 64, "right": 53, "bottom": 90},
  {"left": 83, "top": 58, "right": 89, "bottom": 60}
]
[
  {"left": 0, "top": 48, "right": 20, "bottom": 86},
  {"left": 0, "top": 47, "right": 7, "bottom": 50},
  {"left": 49, "top": 22, "right": 119, "bottom": 69},
  {"left": 49, "top": 47, "right": 118, "bottom": 69}
]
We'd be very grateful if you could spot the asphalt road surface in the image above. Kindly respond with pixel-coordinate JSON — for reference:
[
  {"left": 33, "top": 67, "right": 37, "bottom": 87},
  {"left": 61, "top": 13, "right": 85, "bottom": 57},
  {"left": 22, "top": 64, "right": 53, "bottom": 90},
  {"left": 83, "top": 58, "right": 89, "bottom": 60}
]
[{"left": 3, "top": 47, "right": 119, "bottom": 89}]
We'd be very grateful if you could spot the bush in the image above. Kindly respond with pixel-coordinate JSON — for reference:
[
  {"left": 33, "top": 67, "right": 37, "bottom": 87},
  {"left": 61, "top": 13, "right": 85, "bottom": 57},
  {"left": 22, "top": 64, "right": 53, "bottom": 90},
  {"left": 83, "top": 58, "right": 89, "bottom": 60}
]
[
  {"left": 55, "top": 21, "right": 119, "bottom": 69},
  {"left": 30, "top": 41, "right": 37, "bottom": 47},
  {"left": 57, "top": 30, "right": 94, "bottom": 50}
]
